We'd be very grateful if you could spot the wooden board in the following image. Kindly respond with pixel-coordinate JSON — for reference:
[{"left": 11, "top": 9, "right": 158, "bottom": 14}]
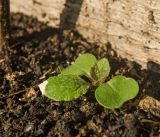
[{"left": 10, "top": 0, "right": 160, "bottom": 71}]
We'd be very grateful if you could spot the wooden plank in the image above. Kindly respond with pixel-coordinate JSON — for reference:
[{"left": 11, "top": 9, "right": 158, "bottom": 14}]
[
  {"left": 107, "top": 0, "right": 160, "bottom": 69},
  {"left": 10, "top": 0, "right": 160, "bottom": 71}
]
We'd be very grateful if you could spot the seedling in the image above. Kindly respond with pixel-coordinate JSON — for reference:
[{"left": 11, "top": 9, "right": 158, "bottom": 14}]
[{"left": 39, "top": 54, "right": 139, "bottom": 109}]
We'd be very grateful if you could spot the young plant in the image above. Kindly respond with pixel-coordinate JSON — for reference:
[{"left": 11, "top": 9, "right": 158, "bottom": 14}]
[{"left": 39, "top": 54, "right": 139, "bottom": 109}]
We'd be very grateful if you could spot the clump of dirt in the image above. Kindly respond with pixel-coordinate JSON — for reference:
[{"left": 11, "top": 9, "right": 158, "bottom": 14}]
[{"left": 0, "top": 13, "right": 160, "bottom": 137}]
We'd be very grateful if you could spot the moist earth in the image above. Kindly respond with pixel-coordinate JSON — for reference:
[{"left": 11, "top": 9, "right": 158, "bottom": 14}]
[{"left": 0, "top": 13, "right": 160, "bottom": 137}]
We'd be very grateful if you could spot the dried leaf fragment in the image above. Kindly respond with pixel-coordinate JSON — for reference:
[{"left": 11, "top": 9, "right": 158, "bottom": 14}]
[{"left": 19, "top": 87, "right": 37, "bottom": 101}]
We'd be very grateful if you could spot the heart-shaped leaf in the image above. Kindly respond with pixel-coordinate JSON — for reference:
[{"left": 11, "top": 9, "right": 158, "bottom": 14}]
[
  {"left": 45, "top": 75, "right": 90, "bottom": 101},
  {"left": 95, "top": 76, "right": 139, "bottom": 109},
  {"left": 61, "top": 54, "right": 97, "bottom": 76}
]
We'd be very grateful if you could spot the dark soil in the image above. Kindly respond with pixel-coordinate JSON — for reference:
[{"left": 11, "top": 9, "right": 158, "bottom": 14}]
[{"left": 0, "top": 13, "right": 160, "bottom": 137}]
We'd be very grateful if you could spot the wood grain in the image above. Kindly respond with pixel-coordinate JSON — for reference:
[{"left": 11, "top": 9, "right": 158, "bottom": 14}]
[{"left": 10, "top": 0, "right": 160, "bottom": 71}]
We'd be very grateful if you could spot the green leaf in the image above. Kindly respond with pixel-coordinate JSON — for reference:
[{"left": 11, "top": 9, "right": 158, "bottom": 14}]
[
  {"left": 45, "top": 75, "right": 90, "bottom": 101},
  {"left": 61, "top": 65, "right": 83, "bottom": 76},
  {"left": 95, "top": 76, "right": 139, "bottom": 109},
  {"left": 96, "top": 58, "right": 110, "bottom": 82},
  {"left": 61, "top": 54, "right": 97, "bottom": 76}
]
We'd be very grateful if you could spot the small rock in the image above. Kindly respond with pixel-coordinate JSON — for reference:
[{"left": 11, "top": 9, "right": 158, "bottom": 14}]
[{"left": 139, "top": 96, "right": 160, "bottom": 118}]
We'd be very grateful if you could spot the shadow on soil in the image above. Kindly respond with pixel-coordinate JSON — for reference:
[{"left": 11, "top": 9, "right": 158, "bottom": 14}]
[
  {"left": 9, "top": 13, "right": 160, "bottom": 100},
  {"left": 0, "top": 13, "right": 159, "bottom": 137}
]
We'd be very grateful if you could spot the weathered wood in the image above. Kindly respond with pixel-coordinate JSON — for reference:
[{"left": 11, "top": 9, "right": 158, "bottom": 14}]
[
  {"left": 10, "top": 0, "right": 160, "bottom": 70},
  {"left": 0, "top": 0, "right": 10, "bottom": 51}
]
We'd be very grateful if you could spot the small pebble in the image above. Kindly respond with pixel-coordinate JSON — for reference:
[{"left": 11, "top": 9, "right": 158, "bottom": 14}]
[{"left": 139, "top": 96, "right": 160, "bottom": 118}]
